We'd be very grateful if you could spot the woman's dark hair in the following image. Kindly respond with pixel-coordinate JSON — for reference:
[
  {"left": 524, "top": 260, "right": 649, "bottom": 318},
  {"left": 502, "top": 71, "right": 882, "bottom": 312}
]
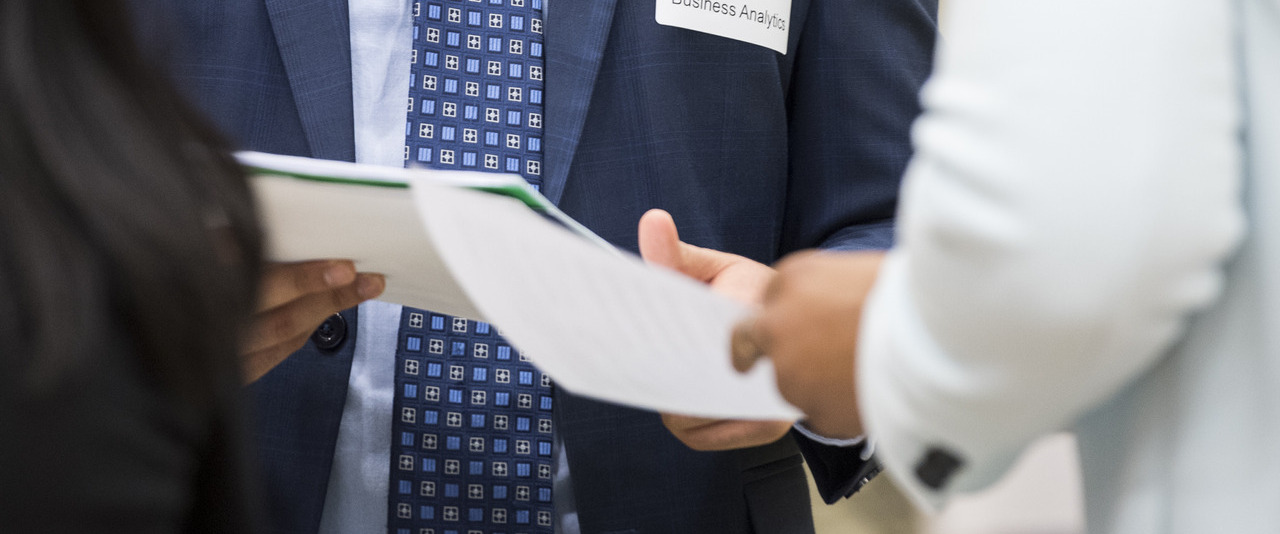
[{"left": 0, "top": 0, "right": 262, "bottom": 404}]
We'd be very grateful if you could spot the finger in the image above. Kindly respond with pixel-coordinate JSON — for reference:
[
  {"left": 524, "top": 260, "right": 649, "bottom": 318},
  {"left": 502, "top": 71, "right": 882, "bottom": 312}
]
[
  {"left": 242, "top": 274, "right": 384, "bottom": 355},
  {"left": 354, "top": 273, "right": 387, "bottom": 301},
  {"left": 638, "top": 209, "right": 740, "bottom": 282},
  {"left": 759, "top": 266, "right": 785, "bottom": 306},
  {"left": 730, "top": 316, "right": 768, "bottom": 373},
  {"left": 240, "top": 331, "right": 313, "bottom": 384},
  {"left": 661, "top": 413, "right": 719, "bottom": 431},
  {"left": 637, "top": 209, "right": 683, "bottom": 270},
  {"left": 258, "top": 260, "right": 357, "bottom": 311},
  {"left": 661, "top": 414, "right": 792, "bottom": 451}
]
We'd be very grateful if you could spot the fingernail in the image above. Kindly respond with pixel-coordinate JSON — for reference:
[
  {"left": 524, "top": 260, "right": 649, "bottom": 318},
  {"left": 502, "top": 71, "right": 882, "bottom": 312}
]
[
  {"left": 324, "top": 262, "right": 355, "bottom": 287},
  {"left": 357, "top": 274, "right": 385, "bottom": 299},
  {"left": 730, "top": 319, "right": 765, "bottom": 373},
  {"left": 732, "top": 346, "right": 761, "bottom": 373}
]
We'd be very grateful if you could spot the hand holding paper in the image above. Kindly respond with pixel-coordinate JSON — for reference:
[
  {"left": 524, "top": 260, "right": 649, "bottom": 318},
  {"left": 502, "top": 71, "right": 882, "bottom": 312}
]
[
  {"left": 240, "top": 260, "right": 384, "bottom": 383},
  {"left": 636, "top": 209, "right": 795, "bottom": 450},
  {"left": 412, "top": 181, "right": 801, "bottom": 420}
]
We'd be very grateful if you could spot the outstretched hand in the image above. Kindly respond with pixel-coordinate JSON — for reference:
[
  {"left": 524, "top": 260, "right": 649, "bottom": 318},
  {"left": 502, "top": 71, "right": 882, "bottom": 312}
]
[
  {"left": 637, "top": 209, "right": 793, "bottom": 450},
  {"left": 638, "top": 209, "right": 775, "bottom": 305}
]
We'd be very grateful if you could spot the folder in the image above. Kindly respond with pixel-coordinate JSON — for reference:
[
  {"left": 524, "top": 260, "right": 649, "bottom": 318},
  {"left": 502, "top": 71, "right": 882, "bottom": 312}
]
[{"left": 242, "top": 151, "right": 800, "bottom": 420}]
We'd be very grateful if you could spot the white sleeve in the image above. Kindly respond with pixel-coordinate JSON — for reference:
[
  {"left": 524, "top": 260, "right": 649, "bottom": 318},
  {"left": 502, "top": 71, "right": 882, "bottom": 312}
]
[{"left": 857, "top": 0, "right": 1243, "bottom": 510}]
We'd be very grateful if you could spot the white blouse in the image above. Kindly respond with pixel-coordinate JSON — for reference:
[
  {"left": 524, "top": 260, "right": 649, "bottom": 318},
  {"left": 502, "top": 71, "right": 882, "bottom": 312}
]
[{"left": 858, "top": 0, "right": 1280, "bottom": 531}]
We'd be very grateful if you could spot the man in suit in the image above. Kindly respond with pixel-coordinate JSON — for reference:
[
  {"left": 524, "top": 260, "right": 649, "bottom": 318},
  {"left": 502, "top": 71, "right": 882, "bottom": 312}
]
[{"left": 133, "top": 0, "right": 936, "bottom": 532}]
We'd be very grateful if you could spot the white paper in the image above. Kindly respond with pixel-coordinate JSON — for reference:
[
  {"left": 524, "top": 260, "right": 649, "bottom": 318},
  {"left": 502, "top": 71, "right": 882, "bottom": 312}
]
[
  {"left": 251, "top": 173, "right": 485, "bottom": 321},
  {"left": 410, "top": 180, "right": 802, "bottom": 420},
  {"left": 656, "top": 0, "right": 792, "bottom": 54}
]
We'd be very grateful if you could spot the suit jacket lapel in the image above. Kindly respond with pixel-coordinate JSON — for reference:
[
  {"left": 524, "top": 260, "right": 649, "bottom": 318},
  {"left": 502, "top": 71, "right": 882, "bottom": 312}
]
[
  {"left": 255, "top": 4, "right": 356, "bottom": 530},
  {"left": 543, "top": 0, "right": 619, "bottom": 205},
  {"left": 264, "top": 0, "right": 357, "bottom": 162}
]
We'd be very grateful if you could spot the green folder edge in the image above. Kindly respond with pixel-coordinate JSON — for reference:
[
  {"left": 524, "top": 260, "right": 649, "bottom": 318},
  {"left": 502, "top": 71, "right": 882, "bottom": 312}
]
[
  {"left": 243, "top": 165, "right": 551, "bottom": 211},
  {"left": 245, "top": 164, "right": 622, "bottom": 255}
]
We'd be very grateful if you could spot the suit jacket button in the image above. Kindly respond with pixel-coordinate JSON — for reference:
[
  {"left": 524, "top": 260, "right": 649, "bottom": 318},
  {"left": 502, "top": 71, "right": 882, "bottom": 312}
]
[
  {"left": 311, "top": 313, "right": 347, "bottom": 351},
  {"left": 914, "top": 446, "right": 964, "bottom": 490}
]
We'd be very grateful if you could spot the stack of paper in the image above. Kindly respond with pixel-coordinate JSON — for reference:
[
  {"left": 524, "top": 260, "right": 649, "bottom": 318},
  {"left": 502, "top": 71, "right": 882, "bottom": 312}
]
[{"left": 242, "top": 152, "right": 800, "bottom": 420}]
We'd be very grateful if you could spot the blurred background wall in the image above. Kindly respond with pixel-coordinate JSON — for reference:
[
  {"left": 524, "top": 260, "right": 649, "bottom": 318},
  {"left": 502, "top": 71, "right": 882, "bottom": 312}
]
[{"left": 809, "top": 434, "right": 1085, "bottom": 534}]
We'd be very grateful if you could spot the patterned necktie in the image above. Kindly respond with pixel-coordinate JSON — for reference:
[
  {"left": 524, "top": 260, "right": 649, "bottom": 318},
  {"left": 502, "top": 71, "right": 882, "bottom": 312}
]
[{"left": 390, "top": 2, "right": 552, "bottom": 533}]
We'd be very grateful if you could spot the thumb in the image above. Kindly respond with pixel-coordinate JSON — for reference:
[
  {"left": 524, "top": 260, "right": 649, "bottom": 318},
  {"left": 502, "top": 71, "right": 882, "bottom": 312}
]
[
  {"left": 638, "top": 209, "right": 684, "bottom": 270},
  {"left": 639, "top": 209, "right": 740, "bottom": 284}
]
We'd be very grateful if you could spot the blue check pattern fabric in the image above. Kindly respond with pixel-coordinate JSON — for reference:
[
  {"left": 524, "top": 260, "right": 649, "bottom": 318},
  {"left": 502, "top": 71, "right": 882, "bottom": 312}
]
[
  {"left": 391, "top": 2, "right": 552, "bottom": 533},
  {"left": 389, "top": 312, "right": 555, "bottom": 534},
  {"left": 404, "top": 0, "right": 545, "bottom": 188}
]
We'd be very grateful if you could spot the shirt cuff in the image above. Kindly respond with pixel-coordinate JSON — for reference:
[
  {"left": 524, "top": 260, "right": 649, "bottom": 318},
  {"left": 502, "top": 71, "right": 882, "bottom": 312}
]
[{"left": 793, "top": 423, "right": 876, "bottom": 461}]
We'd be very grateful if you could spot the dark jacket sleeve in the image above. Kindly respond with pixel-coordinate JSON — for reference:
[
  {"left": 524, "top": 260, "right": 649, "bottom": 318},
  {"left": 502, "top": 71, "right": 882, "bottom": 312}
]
[
  {"left": 783, "top": 0, "right": 938, "bottom": 254},
  {"left": 793, "top": 430, "right": 884, "bottom": 504}
]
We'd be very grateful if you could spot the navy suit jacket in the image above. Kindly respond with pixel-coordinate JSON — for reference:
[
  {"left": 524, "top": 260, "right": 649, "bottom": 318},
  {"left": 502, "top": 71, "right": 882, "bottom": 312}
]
[{"left": 133, "top": 0, "right": 936, "bottom": 532}]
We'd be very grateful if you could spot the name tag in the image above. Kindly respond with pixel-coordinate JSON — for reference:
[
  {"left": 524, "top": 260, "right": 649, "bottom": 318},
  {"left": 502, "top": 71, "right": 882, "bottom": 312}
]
[{"left": 656, "top": 0, "right": 792, "bottom": 54}]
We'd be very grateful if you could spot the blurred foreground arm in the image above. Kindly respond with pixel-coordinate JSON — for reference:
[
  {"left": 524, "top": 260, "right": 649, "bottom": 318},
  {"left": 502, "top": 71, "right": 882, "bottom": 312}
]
[{"left": 732, "top": 251, "right": 885, "bottom": 441}]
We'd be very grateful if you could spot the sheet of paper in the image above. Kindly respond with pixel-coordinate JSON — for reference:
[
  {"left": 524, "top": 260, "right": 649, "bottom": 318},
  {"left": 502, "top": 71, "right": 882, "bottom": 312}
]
[
  {"left": 410, "top": 180, "right": 802, "bottom": 420},
  {"left": 251, "top": 174, "right": 485, "bottom": 321}
]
